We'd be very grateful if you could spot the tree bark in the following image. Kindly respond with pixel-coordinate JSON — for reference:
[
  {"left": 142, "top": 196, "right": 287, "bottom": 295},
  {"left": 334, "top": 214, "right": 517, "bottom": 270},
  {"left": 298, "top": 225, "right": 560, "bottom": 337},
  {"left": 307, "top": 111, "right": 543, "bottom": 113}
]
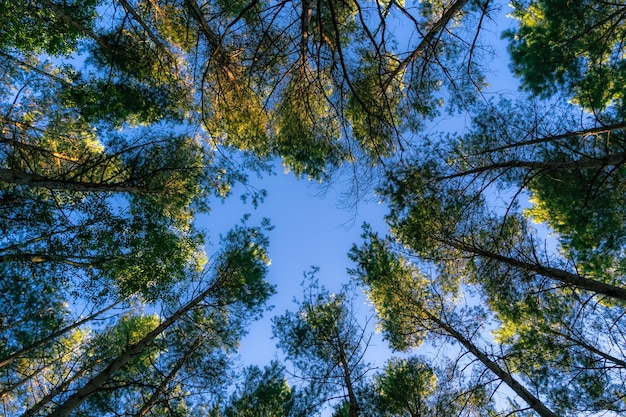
[
  {"left": 0, "top": 300, "right": 123, "bottom": 369},
  {"left": 46, "top": 304, "right": 202, "bottom": 416},
  {"left": 44, "top": 259, "right": 239, "bottom": 417},
  {"left": 386, "top": 0, "right": 471, "bottom": 87},
  {"left": 478, "top": 121, "right": 626, "bottom": 155},
  {"left": 548, "top": 326, "right": 626, "bottom": 368},
  {"left": 117, "top": 0, "right": 170, "bottom": 50},
  {"left": 184, "top": 0, "right": 236, "bottom": 81},
  {"left": 133, "top": 335, "right": 204, "bottom": 417},
  {"left": 0, "top": 253, "right": 126, "bottom": 268},
  {"left": 337, "top": 338, "right": 359, "bottom": 417},
  {"left": 0, "top": 168, "right": 150, "bottom": 194},
  {"left": 437, "top": 151, "right": 626, "bottom": 181},
  {"left": 443, "top": 238, "right": 626, "bottom": 302},
  {"left": 424, "top": 310, "right": 559, "bottom": 417}
]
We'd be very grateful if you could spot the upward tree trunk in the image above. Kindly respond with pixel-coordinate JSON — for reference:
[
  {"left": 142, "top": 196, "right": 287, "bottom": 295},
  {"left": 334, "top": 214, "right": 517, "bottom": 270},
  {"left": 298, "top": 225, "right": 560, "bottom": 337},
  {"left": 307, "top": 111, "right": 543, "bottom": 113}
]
[
  {"left": 117, "top": 0, "right": 170, "bottom": 50},
  {"left": 548, "top": 326, "right": 626, "bottom": 368},
  {"left": 184, "top": 0, "right": 236, "bottom": 81},
  {"left": 443, "top": 238, "right": 626, "bottom": 302},
  {"left": 0, "top": 300, "right": 123, "bottom": 369},
  {"left": 44, "top": 274, "right": 226, "bottom": 417},
  {"left": 478, "top": 121, "right": 626, "bottom": 155},
  {"left": 337, "top": 340, "right": 359, "bottom": 417},
  {"left": 0, "top": 168, "right": 150, "bottom": 193},
  {"left": 437, "top": 151, "right": 626, "bottom": 180},
  {"left": 424, "top": 310, "right": 559, "bottom": 417},
  {"left": 133, "top": 336, "right": 205, "bottom": 417}
]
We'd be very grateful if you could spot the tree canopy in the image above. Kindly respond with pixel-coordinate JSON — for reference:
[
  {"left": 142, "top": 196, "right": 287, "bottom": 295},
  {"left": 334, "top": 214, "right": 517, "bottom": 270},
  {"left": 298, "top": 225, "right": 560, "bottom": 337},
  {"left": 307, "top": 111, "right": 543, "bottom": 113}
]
[{"left": 2, "top": 0, "right": 626, "bottom": 416}]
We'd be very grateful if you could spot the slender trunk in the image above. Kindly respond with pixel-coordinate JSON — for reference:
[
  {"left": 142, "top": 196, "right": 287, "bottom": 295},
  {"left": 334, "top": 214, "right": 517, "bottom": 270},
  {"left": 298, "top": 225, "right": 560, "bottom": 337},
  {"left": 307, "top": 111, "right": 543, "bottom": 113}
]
[
  {"left": 184, "top": 0, "right": 237, "bottom": 81},
  {"left": 0, "top": 253, "right": 126, "bottom": 268},
  {"left": 300, "top": 0, "right": 311, "bottom": 60},
  {"left": 549, "top": 327, "right": 626, "bottom": 368},
  {"left": 117, "top": 0, "right": 170, "bottom": 50},
  {"left": 1, "top": 368, "right": 46, "bottom": 401},
  {"left": 437, "top": 151, "right": 626, "bottom": 180},
  {"left": 20, "top": 365, "right": 92, "bottom": 417},
  {"left": 0, "top": 305, "right": 52, "bottom": 333},
  {"left": 38, "top": 0, "right": 109, "bottom": 50},
  {"left": 133, "top": 336, "right": 204, "bottom": 417},
  {"left": 0, "top": 136, "right": 80, "bottom": 163},
  {"left": 0, "top": 51, "right": 72, "bottom": 86},
  {"left": 0, "top": 223, "right": 101, "bottom": 256},
  {"left": 45, "top": 271, "right": 227, "bottom": 417},
  {"left": 0, "top": 168, "right": 150, "bottom": 193},
  {"left": 337, "top": 341, "right": 359, "bottom": 417},
  {"left": 424, "top": 310, "right": 559, "bottom": 417},
  {"left": 0, "top": 300, "right": 123, "bottom": 369},
  {"left": 184, "top": 0, "right": 219, "bottom": 48},
  {"left": 478, "top": 122, "right": 626, "bottom": 155},
  {"left": 386, "top": 0, "right": 470, "bottom": 87},
  {"left": 443, "top": 238, "right": 626, "bottom": 302}
]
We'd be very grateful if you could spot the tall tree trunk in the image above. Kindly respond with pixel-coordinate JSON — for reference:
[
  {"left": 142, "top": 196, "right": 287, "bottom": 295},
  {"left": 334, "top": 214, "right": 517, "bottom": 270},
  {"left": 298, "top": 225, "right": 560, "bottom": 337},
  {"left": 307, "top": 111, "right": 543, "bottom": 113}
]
[
  {"left": 0, "top": 300, "right": 123, "bottom": 369},
  {"left": 184, "top": 0, "right": 236, "bottom": 81},
  {"left": 44, "top": 272, "right": 228, "bottom": 417},
  {"left": 117, "top": 0, "right": 170, "bottom": 50},
  {"left": 0, "top": 168, "right": 150, "bottom": 193},
  {"left": 337, "top": 340, "right": 359, "bottom": 417},
  {"left": 133, "top": 335, "right": 204, "bottom": 417},
  {"left": 424, "top": 310, "right": 559, "bottom": 417},
  {"left": 478, "top": 121, "right": 626, "bottom": 155},
  {"left": 437, "top": 151, "right": 626, "bottom": 180},
  {"left": 443, "top": 238, "right": 626, "bottom": 302}
]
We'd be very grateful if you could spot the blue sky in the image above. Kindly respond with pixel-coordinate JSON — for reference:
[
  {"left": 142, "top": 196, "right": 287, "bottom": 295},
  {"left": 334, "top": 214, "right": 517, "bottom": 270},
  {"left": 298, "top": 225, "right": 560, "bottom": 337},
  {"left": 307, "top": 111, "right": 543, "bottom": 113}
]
[
  {"left": 203, "top": 166, "right": 391, "bottom": 369},
  {"left": 200, "top": 0, "right": 521, "bottom": 403}
]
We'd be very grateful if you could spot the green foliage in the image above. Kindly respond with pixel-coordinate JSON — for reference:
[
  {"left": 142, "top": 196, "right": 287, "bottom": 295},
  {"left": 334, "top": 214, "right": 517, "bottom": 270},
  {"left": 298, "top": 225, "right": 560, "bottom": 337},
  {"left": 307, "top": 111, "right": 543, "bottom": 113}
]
[
  {"left": 309, "top": 0, "right": 358, "bottom": 49},
  {"left": 141, "top": 0, "right": 198, "bottom": 52},
  {"left": 0, "top": 0, "right": 98, "bottom": 55},
  {"left": 0, "top": 50, "right": 229, "bottom": 299},
  {"left": 78, "top": 26, "right": 193, "bottom": 126},
  {"left": 219, "top": 362, "right": 294, "bottom": 417},
  {"left": 212, "top": 219, "right": 275, "bottom": 312},
  {"left": 274, "top": 69, "right": 346, "bottom": 179},
  {"left": 0, "top": 265, "right": 73, "bottom": 400},
  {"left": 362, "top": 355, "right": 499, "bottom": 417},
  {"left": 369, "top": 119, "right": 626, "bottom": 416},
  {"left": 216, "top": 0, "right": 268, "bottom": 22},
  {"left": 61, "top": 79, "right": 188, "bottom": 126},
  {"left": 0, "top": 267, "right": 68, "bottom": 348},
  {"left": 382, "top": 164, "right": 479, "bottom": 260},
  {"left": 8, "top": 1, "right": 624, "bottom": 416},
  {"left": 346, "top": 53, "right": 404, "bottom": 162},
  {"left": 506, "top": 0, "right": 626, "bottom": 113},
  {"left": 349, "top": 227, "right": 430, "bottom": 351},
  {"left": 445, "top": 96, "right": 626, "bottom": 282},
  {"left": 1, "top": 136, "right": 212, "bottom": 298},
  {"left": 273, "top": 276, "right": 369, "bottom": 414},
  {"left": 5, "top": 220, "right": 276, "bottom": 417},
  {"left": 0, "top": 0, "right": 490, "bottom": 180},
  {"left": 526, "top": 164, "right": 626, "bottom": 276},
  {"left": 372, "top": 356, "right": 437, "bottom": 416}
]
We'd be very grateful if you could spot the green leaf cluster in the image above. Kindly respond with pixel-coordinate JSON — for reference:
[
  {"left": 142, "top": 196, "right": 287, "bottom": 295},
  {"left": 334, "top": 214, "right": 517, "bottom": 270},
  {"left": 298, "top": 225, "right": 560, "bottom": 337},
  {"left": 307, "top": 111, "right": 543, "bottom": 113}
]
[{"left": 506, "top": 0, "right": 626, "bottom": 113}]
